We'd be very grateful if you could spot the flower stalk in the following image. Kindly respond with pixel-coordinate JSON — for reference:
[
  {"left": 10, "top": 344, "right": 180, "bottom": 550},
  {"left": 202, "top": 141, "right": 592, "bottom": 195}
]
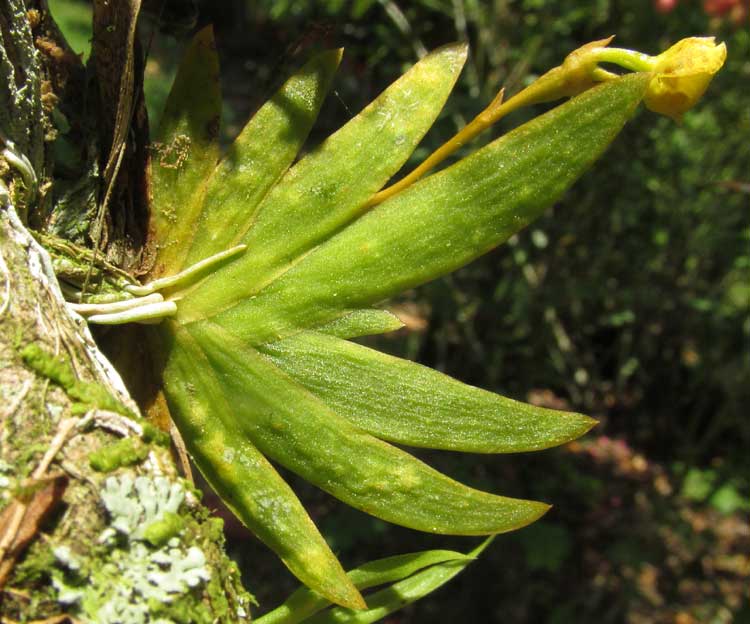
[{"left": 367, "top": 36, "right": 726, "bottom": 207}]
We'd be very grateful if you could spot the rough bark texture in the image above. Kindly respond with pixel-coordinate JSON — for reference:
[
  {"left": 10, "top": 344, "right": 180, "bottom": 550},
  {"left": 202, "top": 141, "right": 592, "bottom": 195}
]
[{"left": 1, "top": 2, "right": 251, "bottom": 621}]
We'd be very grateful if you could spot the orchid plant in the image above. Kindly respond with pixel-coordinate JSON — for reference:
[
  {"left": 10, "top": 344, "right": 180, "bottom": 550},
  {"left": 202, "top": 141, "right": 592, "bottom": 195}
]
[{"left": 55, "top": 31, "right": 725, "bottom": 621}]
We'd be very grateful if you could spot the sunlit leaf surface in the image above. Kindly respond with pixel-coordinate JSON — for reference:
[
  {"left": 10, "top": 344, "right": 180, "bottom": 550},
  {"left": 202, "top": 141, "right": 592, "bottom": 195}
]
[
  {"left": 260, "top": 330, "right": 595, "bottom": 453},
  {"left": 148, "top": 32, "right": 650, "bottom": 607}
]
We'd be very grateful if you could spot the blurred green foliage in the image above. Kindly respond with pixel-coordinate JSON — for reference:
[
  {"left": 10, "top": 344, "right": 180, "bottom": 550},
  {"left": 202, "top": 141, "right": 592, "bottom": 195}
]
[
  {"left": 48, "top": 0, "right": 92, "bottom": 60},
  {"left": 682, "top": 466, "right": 750, "bottom": 513},
  {"left": 517, "top": 522, "right": 572, "bottom": 572}
]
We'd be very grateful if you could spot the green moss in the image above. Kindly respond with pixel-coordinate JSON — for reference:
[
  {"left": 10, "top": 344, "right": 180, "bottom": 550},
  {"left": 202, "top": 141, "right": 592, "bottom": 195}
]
[
  {"left": 149, "top": 595, "right": 214, "bottom": 624},
  {"left": 71, "top": 402, "right": 91, "bottom": 415},
  {"left": 203, "top": 516, "right": 225, "bottom": 543},
  {"left": 89, "top": 438, "right": 150, "bottom": 472},
  {"left": 143, "top": 511, "right": 185, "bottom": 547},
  {"left": 20, "top": 343, "right": 77, "bottom": 387},
  {"left": 16, "top": 443, "right": 49, "bottom": 479},
  {"left": 20, "top": 344, "right": 132, "bottom": 416},
  {"left": 19, "top": 344, "right": 171, "bottom": 450},
  {"left": 178, "top": 503, "right": 254, "bottom": 621},
  {"left": 181, "top": 478, "right": 206, "bottom": 504},
  {"left": 141, "top": 422, "right": 171, "bottom": 447},
  {"left": 205, "top": 572, "right": 231, "bottom": 620},
  {"left": 68, "top": 382, "right": 127, "bottom": 414},
  {"left": 13, "top": 542, "right": 56, "bottom": 584}
]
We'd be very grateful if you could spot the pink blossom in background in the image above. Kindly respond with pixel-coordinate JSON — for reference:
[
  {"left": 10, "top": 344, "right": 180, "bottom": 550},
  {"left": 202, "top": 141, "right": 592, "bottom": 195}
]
[
  {"left": 653, "top": 0, "right": 748, "bottom": 22},
  {"left": 655, "top": 0, "right": 680, "bottom": 12},
  {"left": 704, "top": 0, "right": 749, "bottom": 21}
]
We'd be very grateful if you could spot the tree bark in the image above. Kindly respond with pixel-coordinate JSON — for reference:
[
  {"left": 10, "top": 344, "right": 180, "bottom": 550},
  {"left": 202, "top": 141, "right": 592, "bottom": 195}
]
[{"left": 0, "top": 2, "right": 251, "bottom": 621}]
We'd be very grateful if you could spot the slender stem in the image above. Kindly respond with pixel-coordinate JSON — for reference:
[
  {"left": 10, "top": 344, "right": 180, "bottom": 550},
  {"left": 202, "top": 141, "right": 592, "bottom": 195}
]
[
  {"left": 365, "top": 64, "right": 572, "bottom": 208},
  {"left": 593, "top": 47, "right": 657, "bottom": 73},
  {"left": 364, "top": 42, "right": 658, "bottom": 209}
]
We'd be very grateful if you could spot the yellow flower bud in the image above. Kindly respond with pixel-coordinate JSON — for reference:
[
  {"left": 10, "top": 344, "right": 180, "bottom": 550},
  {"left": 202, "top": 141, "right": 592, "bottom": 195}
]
[{"left": 644, "top": 37, "right": 727, "bottom": 121}]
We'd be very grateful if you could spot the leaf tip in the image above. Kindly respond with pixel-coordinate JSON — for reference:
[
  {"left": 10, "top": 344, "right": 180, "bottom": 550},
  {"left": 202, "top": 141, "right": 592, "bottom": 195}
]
[
  {"left": 561, "top": 411, "right": 599, "bottom": 444},
  {"left": 494, "top": 499, "right": 552, "bottom": 535},
  {"left": 337, "top": 586, "right": 368, "bottom": 611},
  {"left": 580, "top": 414, "right": 599, "bottom": 436},
  {"left": 427, "top": 41, "right": 469, "bottom": 72},
  {"left": 318, "top": 47, "right": 345, "bottom": 68},
  {"left": 522, "top": 501, "right": 553, "bottom": 529},
  {"left": 529, "top": 502, "right": 553, "bottom": 525},
  {"left": 449, "top": 41, "right": 470, "bottom": 64}
]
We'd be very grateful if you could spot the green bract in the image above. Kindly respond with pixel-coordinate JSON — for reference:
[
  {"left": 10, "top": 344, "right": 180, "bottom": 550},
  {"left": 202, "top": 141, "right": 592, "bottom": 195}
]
[{"left": 147, "top": 27, "right": 650, "bottom": 611}]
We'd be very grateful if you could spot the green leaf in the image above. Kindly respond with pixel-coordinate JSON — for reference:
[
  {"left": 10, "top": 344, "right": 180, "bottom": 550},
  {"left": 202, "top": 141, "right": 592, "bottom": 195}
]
[
  {"left": 200, "top": 73, "right": 650, "bottom": 344},
  {"left": 260, "top": 330, "right": 595, "bottom": 453},
  {"left": 302, "top": 538, "right": 493, "bottom": 624},
  {"left": 182, "top": 49, "right": 343, "bottom": 267},
  {"left": 345, "top": 548, "right": 473, "bottom": 592},
  {"left": 178, "top": 43, "right": 469, "bottom": 323},
  {"left": 150, "top": 26, "right": 222, "bottom": 276},
  {"left": 189, "top": 322, "right": 550, "bottom": 535},
  {"left": 257, "top": 548, "right": 472, "bottom": 624},
  {"left": 317, "top": 309, "right": 404, "bottom": 339},
  {"left": 147, "top": 40, "right": 659, "bottom": 611},
  {"left": 158, "top": 327, "right": 365, "bottom": 610}
]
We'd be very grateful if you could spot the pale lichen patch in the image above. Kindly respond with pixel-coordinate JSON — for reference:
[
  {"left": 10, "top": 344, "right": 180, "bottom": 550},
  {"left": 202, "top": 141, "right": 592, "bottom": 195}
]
[{"left": 50, "top": 475, "right": 216, "bottom": 624}]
